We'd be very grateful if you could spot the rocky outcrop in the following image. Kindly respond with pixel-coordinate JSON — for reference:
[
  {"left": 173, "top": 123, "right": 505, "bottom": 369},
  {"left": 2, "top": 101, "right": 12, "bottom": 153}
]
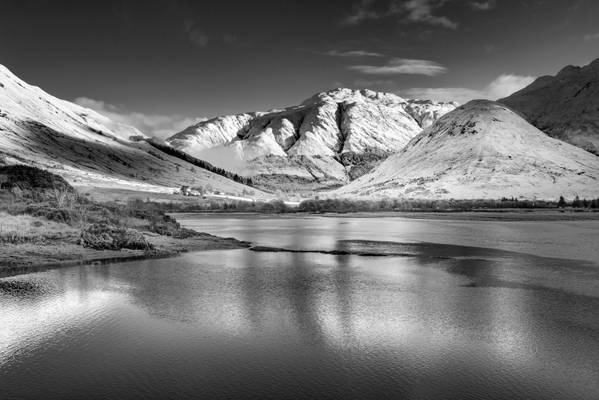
[
  {"left": 499, "top": 58, "right": 599, "bottom": 155},
  {"left": 167, "top": 88, "right": 457, "bottom": 191},
  {"left": 166, "top": 113, "right": 254, "bottom": 156},
  {"left": 404, "top": 100, "right": 458, "bottom": 128},
  {"left": 334, "top": 100, "right": 599, "bottom": 200}
]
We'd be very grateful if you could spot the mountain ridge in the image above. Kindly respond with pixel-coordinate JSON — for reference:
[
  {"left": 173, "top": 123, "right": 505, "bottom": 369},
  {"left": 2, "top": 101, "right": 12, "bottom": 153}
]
[
  {"left": 499, "top": 57, "right": 599, "bottom": 155},
  {"left": 0, "top": 64, "right": 266, "bottom": 197},
  {"left": 166, "top": 88, "right": 457, "bottom": 191},
  {"left": 333, "top": 100, "right": 599, "bottom": 200}
]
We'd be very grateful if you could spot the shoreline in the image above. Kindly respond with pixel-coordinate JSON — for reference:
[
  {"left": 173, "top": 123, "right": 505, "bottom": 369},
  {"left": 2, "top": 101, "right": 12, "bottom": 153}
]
[
  {"left": 3, "top": 209, "right": 597, "bottom": 279},
  {"left": 173, "top": 209, "right": 599, "bottom": 222},
  {"left": 0, "top": 231, "right": 250, "bottom": 279}
]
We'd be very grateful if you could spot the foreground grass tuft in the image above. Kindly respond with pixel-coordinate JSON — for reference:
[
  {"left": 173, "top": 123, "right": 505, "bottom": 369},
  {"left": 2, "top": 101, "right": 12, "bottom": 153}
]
[
  {"left": 0, "top": 212, "right": 78, "bottom": 244},
  {"left": 1, "top": 165, "right": 200, "bottom": 252},
  {"left": 79, "top": 223, "right": 152, "bottom": 250}
]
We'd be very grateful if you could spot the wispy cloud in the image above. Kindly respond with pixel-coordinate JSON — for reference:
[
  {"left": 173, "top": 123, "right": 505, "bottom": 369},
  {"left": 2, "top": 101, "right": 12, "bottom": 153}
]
[
  {"left": 348, "top": 57, "right": 447, "bottom": 76},
  {"left": 342, "top": 0, "right": 380, "bottom": 25},
  {"left": 484, "top": 74, "right": 535, "bottom": 99},
  {"left": 183, "top": 19, "right": 208, "bottom": 47},
  {"left": 401, "top": 87, "right": 480, "bottom": 104},
  {"left": 74, "top": 97, "right": 200, "bottom": 139},
  {"left": 321, "top": 49, "right": 384, "bottom": 57},
  {"left": 392, "top": 0, "right": 458, "bottom": 29},
  {"left": 583, "top": 32, "right": 599, "bottom": 41},
  {"left": 400, "top": 73, "right": 536, "bottom": 103},
  {"left": 469, "top": 0, "right": 496, "bottom": 11},
  {"left": 344, "top": 0, "right": 497, "bottom": 28}
]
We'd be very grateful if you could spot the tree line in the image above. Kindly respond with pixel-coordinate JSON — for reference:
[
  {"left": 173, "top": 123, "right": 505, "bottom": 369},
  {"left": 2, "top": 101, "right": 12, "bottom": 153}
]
[
  {"left": 145, "top": 138, "right": 254, "bottom": 187},
  {"left": 122, "top": 196, "right": 599, "bottom": 215},
  {"left": 557, "top": 195, "right": 599, "bottom": 208},
  {"left": 296, "top": 197, "right": 599, "bottom": 213}
]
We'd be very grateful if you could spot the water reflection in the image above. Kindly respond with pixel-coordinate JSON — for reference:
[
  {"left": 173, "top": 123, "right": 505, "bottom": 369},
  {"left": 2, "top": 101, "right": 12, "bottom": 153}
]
[
  {"left": 2, "top": 218, "right": 599, "bottom": 399},
  {"left": 240, "top": 248, "right": 266, "bottom": 331}
]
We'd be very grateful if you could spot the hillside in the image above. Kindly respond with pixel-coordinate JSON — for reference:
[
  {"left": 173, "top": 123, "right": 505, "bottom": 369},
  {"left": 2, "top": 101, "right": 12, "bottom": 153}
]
[
  {"left": 333, "top": 100, "right": 599, "bottom": 200},
  {"left": 167, "top": 88, "right": 456, "bottom": 191},
  {"left": 0, "top": 65, "right": 264, "bottom": 197},
  {"left": 499, "top": 58, "right": 599, "bottom": 155}
]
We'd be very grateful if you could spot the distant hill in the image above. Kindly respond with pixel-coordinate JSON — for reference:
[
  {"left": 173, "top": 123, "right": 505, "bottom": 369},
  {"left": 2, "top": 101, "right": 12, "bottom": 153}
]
[
  {"left": 499, "top": 58, "right": 599, "bottom": 155},
  {"left": 333, "top": 100, "right": 599, "bottom": 200}
]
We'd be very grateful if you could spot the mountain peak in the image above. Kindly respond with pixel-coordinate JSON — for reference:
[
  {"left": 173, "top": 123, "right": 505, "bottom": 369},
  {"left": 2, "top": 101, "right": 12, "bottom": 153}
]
[
  {"left": 418, "top": 100, "right": 517, "bottom": 141},
  {"left": 167, "top": 86, "right": 458, "bottom": 190},
  {"left": 301, "top": 87, "right": 458, "bottom": 109},
  {"left": 556, "top": 65, "right": 581, "bottom": 78},
  {"left": 301, "top": 88, "right": 406, "bottom": 106},
  {"left": 334, "top": 99, "right": 599, "bottom": 200},
  {"left": 458, "top": 99, "right": 506, "bottom": 112}
]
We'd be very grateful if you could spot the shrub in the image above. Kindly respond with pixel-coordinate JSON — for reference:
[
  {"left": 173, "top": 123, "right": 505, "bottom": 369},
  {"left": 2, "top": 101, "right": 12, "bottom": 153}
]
[
  {"left": 79, "top": 223, "right": 152, "bottom": 250},
  {"left": 0, "top": 165, "right": 74, "bottom": 194},
  {"left": 23, "top": 205, "right": 73, "bottom": 224}
]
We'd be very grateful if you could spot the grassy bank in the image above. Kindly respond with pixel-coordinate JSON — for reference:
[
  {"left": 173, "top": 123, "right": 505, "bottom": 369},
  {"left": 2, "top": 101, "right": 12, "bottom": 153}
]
[{"left": 0, "top": 165, "right": 249, "bottom": 277}]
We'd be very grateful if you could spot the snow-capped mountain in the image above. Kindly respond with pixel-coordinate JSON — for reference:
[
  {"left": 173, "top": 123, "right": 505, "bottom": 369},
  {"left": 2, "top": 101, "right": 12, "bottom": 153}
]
[
  {"left": 167, "top": 88, "right": 457, "bottom": 190},
  {"left": 0, "top": 64, "right": 263, "bottom": 196},
  {"left": 333, "top": 100, "right": 599, "bottom": 200},
  {"left": 499, "top": 57, "right": 599, "bottom": 155}
]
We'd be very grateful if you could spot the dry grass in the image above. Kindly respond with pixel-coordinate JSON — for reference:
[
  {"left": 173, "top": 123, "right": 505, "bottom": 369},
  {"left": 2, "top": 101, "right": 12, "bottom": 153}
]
[
  {"left": 0, "top": 166, "right": 250, "bottom": 275},
  {"left": 0, "top": 212, "right": 77, "bottom": 243}
]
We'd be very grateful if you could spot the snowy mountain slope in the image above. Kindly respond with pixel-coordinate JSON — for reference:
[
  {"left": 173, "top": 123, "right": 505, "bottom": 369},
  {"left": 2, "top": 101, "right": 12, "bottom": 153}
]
[
  {"left": 333, "top": 100, "right": 599, "bottom": 200},
  {"left": 499, "top": 58, "right": 599, "bottom": 155},
  {"left": 166, "top": 88, "right": 456, "bottom": 191},
  {"left": 0, "top": 65, "right": 266, "bottom": 196},
  {"left": 0, "top": 64, "right": 147, "bottom": 143}
]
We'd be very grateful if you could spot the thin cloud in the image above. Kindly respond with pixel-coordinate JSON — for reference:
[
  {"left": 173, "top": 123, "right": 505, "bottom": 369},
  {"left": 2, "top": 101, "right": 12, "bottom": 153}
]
[
  {"left": 401, "top": 87, "right": 481, "bottom": 104},
  {"left": 391, "top": 0, "right": 458, "bottom": 29},
  {"left": 345, "top": 0, "right": 495, "bottom": 28},
  {"left": 74, "top": 97, "right": 200, "bottom": 139},
  {"left": 183, "top": 19, "right": 208, "bottom": 47},
  {"left": 470, "top": 0, "right": 496, "bottom": 11},
  {"left": 400, "top": 73, "right": 535, "bottom": 103},
  {"left": 485, "top": 74, "right": 535, "bottom": 99},
  {"left": 342, "top": 0, "right": 380, "bottom": 25},
  {"left": 348, "top": 57, "right": 447, "bottom": 76},
  {"left": 322, "top": 49, "right": 384, "bottom": 57}
]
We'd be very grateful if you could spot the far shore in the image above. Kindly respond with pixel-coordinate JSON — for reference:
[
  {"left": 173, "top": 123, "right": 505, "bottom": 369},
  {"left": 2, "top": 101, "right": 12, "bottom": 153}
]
[{"left": 173, "top": 209, "right": 599, "bottom": 222}]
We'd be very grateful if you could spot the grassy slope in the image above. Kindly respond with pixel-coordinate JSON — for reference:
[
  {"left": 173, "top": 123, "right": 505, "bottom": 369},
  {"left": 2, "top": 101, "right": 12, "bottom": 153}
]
[{"left": 0, "top": 166, "right": 249, "bottom": 276}]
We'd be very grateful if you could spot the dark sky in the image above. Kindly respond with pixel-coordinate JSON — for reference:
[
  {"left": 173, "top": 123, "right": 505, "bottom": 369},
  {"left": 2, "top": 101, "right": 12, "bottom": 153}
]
[{"left": 1, "top": 0, "right": 598, "bottom": 136}]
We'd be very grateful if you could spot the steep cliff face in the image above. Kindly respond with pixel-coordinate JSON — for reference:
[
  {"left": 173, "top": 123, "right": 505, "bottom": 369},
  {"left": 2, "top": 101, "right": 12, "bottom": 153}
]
[
  {"left": 334, "top": 100, "right": 599, "bottom": 200},
  {"left": 0, "top": 64, "right": 266, "bottom": 196},
  {"left": 167, "top": 88, "right": 457, "bottom": 190},
  {"left": 499, "top": 58, "right": 599, "bottom": 155}
]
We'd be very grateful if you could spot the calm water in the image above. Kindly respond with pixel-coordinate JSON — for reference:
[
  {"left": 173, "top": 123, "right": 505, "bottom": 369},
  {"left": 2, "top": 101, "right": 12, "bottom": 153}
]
[{"left": 1, "top": 215, "right": 599, "bottom": 400}]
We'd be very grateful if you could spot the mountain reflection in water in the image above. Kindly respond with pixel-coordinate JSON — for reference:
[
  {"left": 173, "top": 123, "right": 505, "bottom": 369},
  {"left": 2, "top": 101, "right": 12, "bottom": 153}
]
[{"left": 1, "top": 216, "right": 599, "bottom": 400}]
